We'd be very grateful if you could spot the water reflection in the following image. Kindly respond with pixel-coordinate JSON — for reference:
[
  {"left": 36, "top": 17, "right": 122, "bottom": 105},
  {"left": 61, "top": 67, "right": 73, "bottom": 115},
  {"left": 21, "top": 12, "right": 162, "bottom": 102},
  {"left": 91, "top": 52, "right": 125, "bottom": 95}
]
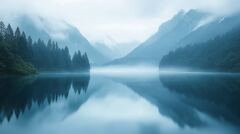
[
  {"left": 117, "top": 74, "right": 240, "bottom": 133},
  {"left": 0, "top": 72, "right": 240, "bottom": 134},
  {"left": 160, "top": 74, "right": 240, "bottom": 126},
  {"left": 119, "top": 76, "right": 205, "bottom": 128},
  {"left": 0, "top": 74, "right": 90, "bottom": 123}
]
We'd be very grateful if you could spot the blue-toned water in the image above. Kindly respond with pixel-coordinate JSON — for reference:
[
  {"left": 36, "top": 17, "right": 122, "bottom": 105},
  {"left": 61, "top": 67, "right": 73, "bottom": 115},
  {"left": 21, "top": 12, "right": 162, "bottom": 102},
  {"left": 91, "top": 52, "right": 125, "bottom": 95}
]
[{"left": 0, "top": 70, "right": 240, "bottom": 134}]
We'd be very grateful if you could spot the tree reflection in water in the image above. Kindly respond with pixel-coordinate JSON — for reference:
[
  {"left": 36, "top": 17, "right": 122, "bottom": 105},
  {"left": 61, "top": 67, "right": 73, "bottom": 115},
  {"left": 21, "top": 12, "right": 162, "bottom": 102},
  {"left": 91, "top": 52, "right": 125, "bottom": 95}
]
[
  {"left": 0, "top": 74, "right": 90, "bottom": 123},
  {"left": 160, "top": 74, "right": 240, "bottom": 126}
]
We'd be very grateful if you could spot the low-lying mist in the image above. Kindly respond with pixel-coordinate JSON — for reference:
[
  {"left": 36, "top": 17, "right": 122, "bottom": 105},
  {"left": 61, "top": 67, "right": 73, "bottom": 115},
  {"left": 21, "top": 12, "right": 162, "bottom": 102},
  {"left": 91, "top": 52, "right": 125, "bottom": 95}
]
[
  {"left": 91, "top": 65, "right": 159, "bottom": 77},
  {"left": 91, "top": 65, "right": 238, "bottom": 77}
]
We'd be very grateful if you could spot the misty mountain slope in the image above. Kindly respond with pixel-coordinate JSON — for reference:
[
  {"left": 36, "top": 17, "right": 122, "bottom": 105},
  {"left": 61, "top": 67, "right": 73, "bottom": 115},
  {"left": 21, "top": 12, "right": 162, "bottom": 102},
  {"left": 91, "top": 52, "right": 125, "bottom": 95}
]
[
  {"left": 94, "top": 41, "right": 139, "bottom": 60},
  {"left": 109, "top": 10, "right": 210, "bottom": 65},
  {"left": 109, "top": 10, "right": 240, "bottom": 65},
  {"left": 93, "top": 42, "right": 117, "bottom": 60},
  {"left": 179, "top": 13, "right": 240, "bottom": 47},
  {"left": 13, "top": 15, "right": 109, "bottom": 64}
]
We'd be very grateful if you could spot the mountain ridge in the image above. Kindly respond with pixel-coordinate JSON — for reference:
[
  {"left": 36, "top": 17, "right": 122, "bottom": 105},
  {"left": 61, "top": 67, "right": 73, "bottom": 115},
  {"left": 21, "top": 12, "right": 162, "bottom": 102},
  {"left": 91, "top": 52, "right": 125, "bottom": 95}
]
[{"left": 108, "top": 10, "right": 240, "bottom": 66}]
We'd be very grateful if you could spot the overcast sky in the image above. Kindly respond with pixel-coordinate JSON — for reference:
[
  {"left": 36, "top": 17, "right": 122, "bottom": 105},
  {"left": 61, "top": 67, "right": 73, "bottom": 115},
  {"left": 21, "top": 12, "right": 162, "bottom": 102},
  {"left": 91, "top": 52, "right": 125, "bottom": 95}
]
[{"left": 0, "top": 0, "right": 240, "bottom": 46}]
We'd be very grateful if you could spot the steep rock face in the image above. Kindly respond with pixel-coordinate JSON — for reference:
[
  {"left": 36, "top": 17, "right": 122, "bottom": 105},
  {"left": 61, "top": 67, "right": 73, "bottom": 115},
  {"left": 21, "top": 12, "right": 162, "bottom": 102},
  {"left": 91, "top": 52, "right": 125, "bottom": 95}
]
[
  {"left": 110, "top": 10, "right": 240, "bottom": 65},
  {"left": 14, "top": 15, "right": 109, "bottom": 64}
]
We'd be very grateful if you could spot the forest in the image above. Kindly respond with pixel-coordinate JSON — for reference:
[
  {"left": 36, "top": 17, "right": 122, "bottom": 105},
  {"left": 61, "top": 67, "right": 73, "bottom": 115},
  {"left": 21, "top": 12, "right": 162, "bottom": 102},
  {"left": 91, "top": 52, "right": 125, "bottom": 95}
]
[
  {"left": 0, "top": 21, "right": 90, "bottom": 75},
  {"left": 160, "top": 26, "right": 240, "bottom": 72}
]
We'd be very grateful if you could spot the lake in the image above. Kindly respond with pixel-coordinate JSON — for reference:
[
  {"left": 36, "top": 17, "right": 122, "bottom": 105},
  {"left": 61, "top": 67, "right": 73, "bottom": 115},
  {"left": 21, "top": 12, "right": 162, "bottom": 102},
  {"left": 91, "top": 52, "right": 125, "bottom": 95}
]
[{"left": 0, "top": 69, "right": 240, "bottom": 134}]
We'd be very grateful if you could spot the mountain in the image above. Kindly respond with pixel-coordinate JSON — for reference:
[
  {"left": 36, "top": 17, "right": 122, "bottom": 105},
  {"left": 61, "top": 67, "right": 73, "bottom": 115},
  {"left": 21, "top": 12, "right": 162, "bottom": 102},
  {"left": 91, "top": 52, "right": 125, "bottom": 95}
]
[
  {"left": 93, "top": 40, "right": 139, "bottom": 60},
  {"left": 109, "top": 10, "right": 240, "bottom": 65},
  {"left": 160, "top": 26, "right": 240, "bottom": 72},
  {"left": 178, "top": 13, "right": 240, "bottom": 48},
  {"left": 93, "top": 42, "right": 116, "bottom": 60},
  {"left": 10, "top": 15, "right": 109, "bottom": 64}
]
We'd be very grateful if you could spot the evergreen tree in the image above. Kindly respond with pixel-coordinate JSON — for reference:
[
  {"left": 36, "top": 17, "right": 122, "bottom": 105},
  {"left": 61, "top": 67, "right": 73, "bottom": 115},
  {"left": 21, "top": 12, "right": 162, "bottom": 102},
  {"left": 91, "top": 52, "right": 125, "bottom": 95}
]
[
  {"left": 15, "top": 27, "right": 21, "bottom": 38},
  {"left": 19, "top": 32, "right": 30, "bottom": 61},
  {"left": 4, "top": 24, "right": 14, "bottom": 43},
  {"left": 27, "top": 36, "right": 34, "bottom": 61},
  {"left": 0, "top": 21, "right": 6, "bottom": 41}
]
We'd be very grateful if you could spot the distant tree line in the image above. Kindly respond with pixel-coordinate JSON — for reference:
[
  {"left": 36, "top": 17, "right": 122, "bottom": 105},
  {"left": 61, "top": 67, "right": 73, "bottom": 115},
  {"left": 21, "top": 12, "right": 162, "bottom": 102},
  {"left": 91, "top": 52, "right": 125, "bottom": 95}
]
[
  {"left": 160, "top": 26, "right": 240, "bottom": 72},
  {"left": 0, "top": 21, "right": 90, "bottom": 75}
]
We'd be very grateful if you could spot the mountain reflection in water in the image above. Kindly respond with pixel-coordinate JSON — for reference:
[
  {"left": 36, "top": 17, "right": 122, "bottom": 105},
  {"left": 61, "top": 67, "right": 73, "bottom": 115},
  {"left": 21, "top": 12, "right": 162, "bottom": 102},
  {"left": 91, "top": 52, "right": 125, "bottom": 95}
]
[{"left": 0, "top": 72, "right": 240, "bottom": 134}]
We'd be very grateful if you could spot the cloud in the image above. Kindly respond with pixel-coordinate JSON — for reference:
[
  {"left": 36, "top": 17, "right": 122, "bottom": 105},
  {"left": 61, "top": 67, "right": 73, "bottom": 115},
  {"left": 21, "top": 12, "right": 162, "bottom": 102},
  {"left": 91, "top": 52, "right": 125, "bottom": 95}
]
[{"left": 0, "top": 0, "right": 239, "bottom": 45}]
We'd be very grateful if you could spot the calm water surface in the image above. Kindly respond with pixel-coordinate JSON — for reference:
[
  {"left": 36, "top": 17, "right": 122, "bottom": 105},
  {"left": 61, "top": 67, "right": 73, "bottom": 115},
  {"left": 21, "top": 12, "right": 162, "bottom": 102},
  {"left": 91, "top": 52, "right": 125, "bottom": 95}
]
[{"left": 0, "top": 72, "right": 240, "bottom": 134}]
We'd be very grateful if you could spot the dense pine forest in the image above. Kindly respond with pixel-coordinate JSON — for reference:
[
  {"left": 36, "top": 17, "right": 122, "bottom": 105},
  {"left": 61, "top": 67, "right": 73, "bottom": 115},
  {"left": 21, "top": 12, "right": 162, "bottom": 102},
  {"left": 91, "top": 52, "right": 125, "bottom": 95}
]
[
  {"left": 160, "top": 26, "right": 240, "bottom": 72},
  {"left": 0, "top": 21, "right": 90, "bottom": 75}
]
